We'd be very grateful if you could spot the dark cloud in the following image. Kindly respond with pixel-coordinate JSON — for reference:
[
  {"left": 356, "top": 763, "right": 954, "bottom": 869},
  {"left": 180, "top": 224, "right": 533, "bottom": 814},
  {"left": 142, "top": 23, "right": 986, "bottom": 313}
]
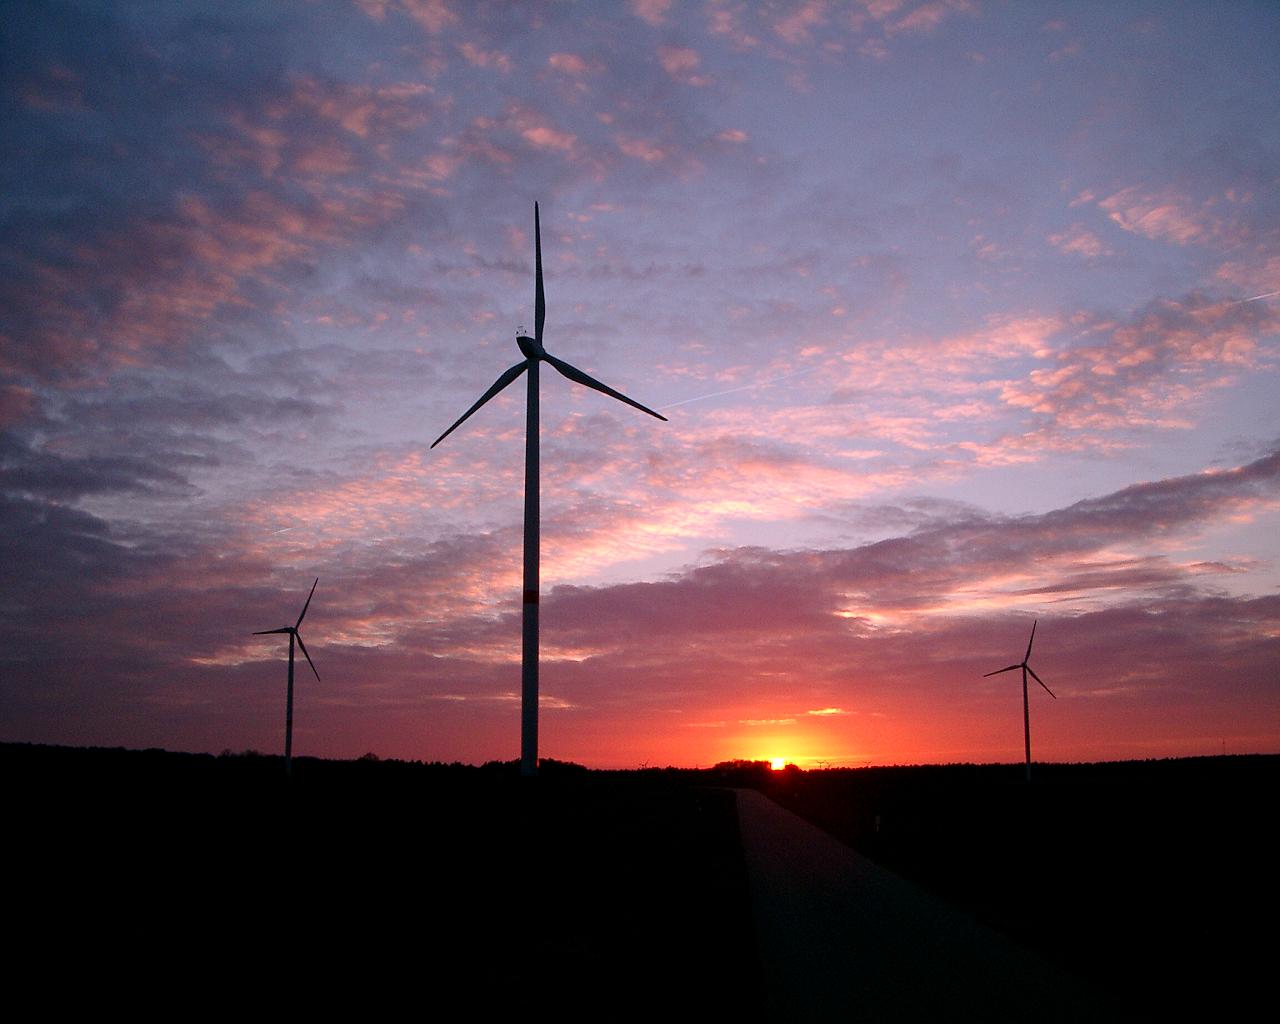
[{"left": 0, "top": 432, "right": 193, "bottom": 499}]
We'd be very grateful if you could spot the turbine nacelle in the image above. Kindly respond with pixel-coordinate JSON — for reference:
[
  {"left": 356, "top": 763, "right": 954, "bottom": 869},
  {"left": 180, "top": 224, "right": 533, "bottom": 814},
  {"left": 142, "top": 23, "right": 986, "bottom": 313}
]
[{"left": 516, "top": 335, "right": 543, "bottom": 360}]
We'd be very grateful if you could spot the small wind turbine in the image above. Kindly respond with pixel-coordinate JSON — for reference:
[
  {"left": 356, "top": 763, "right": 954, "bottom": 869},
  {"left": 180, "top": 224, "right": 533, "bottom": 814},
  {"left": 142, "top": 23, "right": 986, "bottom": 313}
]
[
  {"left": 253, "top": 578, "right": 320, "bottom": 776},
  {"left": 983, "top": 618, "right": 1056, "bottom": 782},
  {"left": 432, "top": 202, "right": 666, "bottom": 777}
]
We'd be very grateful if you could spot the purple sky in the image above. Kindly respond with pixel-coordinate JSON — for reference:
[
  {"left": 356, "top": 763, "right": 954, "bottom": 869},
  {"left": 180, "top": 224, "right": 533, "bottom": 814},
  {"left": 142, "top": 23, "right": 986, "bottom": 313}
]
[{"left": 3, "top": 0, "right": 1277, "bottom": 767}]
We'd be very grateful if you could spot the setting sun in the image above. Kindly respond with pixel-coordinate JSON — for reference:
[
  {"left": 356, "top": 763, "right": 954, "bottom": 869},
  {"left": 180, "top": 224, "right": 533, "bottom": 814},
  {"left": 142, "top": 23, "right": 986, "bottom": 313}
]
[{"left": 770, "top": 758, "right": 787, "bottom": 771}]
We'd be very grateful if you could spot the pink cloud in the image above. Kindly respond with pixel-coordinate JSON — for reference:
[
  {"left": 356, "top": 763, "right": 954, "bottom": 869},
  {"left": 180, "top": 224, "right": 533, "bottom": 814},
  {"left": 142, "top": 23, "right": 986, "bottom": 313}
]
[
  {"left": 837, "top": 314, "right": 1062, "bottom": 395},
  {"left": 998, "top": 295, "right": 1277, "bottom": 435},
  {"left": 401, "top": 150, "right": 464, "bottom": 184},
  {"left": 862, "top": 0, "right": 908, "bottom": 19},
  {"left": 456, "top": 103, "right": 580, "bottom": 161},
  {"left": 1215, "top": 254, "right": 1280, "bottom": 296},
  {"left": 487, "top": 102, "right": 579, "bottom": 153},
  {"left": 890, "top": 2, "right": 947, "bottom": 34},
  {"left": 773, "top": 0, "right": 829, "bottom": 45},
  {"left": 1049, "top": 223, "right": 1113, "bottom": 259},
  {"left": 882, "top": 0, "right": 975, "bottom": 36},
  {"left": 400, "top": 0, "right": 458, "bottom": 34},
  {"left": 1, "top": 191, "right": 338, "bottom": 380},
  {"left": 658, "top": 45, "right": 711, "bottom": 86},
  {"left": 458, "top": 40, "right": 513, "bottom": 73},
  {"left": 548, "top": 52, "right": 594, "bottom": 76},
  {"left": 284, "top": 76, "right": 433, "bottom": 139},
  {"left": 1095, "top": 183, "right": 1263, "bottom": 252},
  {"left": 615, "top": 134, "right": 667, "bottom": 163},
  {"left": 629, "top": 0, "right": 673, "bottom": 26},
  {"left": 516, "top": 121, "right": 576, "bottom": 153},
  {"left": 706, "top": 1, "right": 760, "bottom": 48},
  {"left": 799, "top": 291, "right": 1275, "bottom": 456},
  {"left": 293, "top": 140, "right": 357, "bottom": 177}
]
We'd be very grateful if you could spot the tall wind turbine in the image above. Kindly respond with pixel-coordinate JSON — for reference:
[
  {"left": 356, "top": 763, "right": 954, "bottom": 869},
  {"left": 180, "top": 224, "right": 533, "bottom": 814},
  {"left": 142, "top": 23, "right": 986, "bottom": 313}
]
[
  {"left": 432, "top": 203, "right": 666, "bottom": 777},
  {"left": 253, "top": 578, "right": 320, "bottom": 776},
  {"left": 983, "top": 619, "right": 1056, "bottom": 782}
]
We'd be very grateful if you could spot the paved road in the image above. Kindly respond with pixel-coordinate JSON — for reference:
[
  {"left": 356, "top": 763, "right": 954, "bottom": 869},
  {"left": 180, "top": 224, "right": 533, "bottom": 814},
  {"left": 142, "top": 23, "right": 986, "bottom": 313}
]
[{"left": 735, "top": 789, "right": 1117, "bottom": 1022}]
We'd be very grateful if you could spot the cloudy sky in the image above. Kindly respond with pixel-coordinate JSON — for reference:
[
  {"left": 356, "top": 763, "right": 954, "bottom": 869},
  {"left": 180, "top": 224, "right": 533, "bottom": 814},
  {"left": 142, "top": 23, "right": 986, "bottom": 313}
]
[{"left": 3, "top": 0, "right": 1277, "bottom": 767}]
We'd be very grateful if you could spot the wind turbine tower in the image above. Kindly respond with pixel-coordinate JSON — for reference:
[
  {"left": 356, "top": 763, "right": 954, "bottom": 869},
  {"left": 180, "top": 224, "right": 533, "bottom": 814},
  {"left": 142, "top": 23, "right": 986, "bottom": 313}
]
[
  {"left": 253, "top": 578, "right": 320, "bottom": 776},
  {"left": 432, "top": 203, "right": 666, "bottom": 777},
  {"left": 983, "top": 619, "right": 1056, "bottom": 782}
]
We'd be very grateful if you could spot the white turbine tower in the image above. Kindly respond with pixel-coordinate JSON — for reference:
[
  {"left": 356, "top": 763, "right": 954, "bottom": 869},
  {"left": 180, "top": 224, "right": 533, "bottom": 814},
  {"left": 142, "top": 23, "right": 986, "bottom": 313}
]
[
  {"left": 983, "top": 618, "right": 1056, "bottom": 781},
  {"left": 432, "top": 203, "right": 666, "bottom": 777},
  {"left": 253, "top": 578, "right": 320, "bottom": 776}
]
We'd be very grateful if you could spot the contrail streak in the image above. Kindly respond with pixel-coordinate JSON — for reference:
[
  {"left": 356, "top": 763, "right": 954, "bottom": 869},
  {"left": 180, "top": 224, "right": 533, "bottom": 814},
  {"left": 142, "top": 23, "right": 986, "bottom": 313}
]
[
  {"left": 660, "top": 365, "right": 821, "bottom": 410},
  {"left": 1230, "top": 289, "right": 1280, "bottom": 305}
]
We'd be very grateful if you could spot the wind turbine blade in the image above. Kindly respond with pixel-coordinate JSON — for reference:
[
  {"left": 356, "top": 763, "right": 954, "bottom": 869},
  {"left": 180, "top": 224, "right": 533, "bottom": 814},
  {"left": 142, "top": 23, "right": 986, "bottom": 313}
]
[
  {"left": 430, "top": 361, "right": 530, "bottom": 448},
  {"left": 296, "top": 632, "right": 320, "bottom": 681},
  {"left": 1028, "top": 665, "right": 1056, "bottom": 699},
  {"left": 534, "top": 202, "right": 545, "bottom": 345},
  {"left": 296, "top": 578, "right": 318, "bottom": 628},
  {"left": 1025, "top": 618, "right": 1038, "bottom": 662},
  {"left": 542, "top": 353, "right": 668, "bottom": 421},
  {"left": 253, "top": 628, "right": 291, "bottom": 635},
  {"left": 983, "top": 664, "right": 1021, "bottom": 677}
]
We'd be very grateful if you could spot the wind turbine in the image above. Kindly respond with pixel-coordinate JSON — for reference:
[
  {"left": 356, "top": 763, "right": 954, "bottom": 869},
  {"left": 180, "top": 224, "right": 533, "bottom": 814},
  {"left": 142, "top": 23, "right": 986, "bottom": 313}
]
[
  {"left": 253, "top": 578, "right": 320, "bottom": 776},
  {"left": 431, "top": 202, "right": 666, "bottom": 777},
  {"left": 983, "top": 619, "right": 1056, "bottom": 782}
]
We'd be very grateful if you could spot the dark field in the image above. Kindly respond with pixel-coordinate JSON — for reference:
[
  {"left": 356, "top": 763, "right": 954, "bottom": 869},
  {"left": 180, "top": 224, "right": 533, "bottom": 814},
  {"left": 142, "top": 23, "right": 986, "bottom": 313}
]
[
  {"left": 762, "top": 756, "right": 1278, "bottom": 1021},
  {"left": 6, "top": 745, "right": 759, "bottom": 1015},
  {"left": 7, "top": 745, "right": 1275, "bottom": 1018}
]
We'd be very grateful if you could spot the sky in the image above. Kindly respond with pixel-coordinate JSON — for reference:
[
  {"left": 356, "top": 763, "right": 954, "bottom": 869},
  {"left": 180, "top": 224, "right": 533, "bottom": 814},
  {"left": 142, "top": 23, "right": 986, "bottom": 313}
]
[{"left": 3, "top": 0, "right": 1278, "bottom": 768}]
